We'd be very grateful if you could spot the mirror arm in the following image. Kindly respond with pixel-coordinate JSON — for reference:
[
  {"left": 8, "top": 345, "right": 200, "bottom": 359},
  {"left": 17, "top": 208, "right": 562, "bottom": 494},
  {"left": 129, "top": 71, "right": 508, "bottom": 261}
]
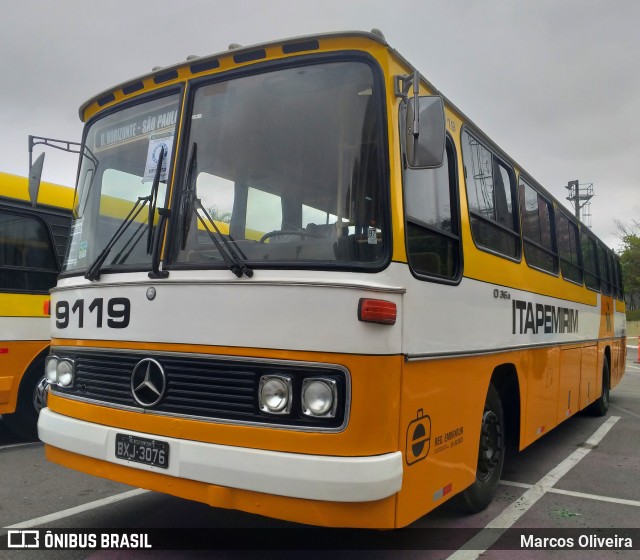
[
  {"left": 394, "top": 71, "right": 421, "bottom": 137},
  {"left": 28, "top": 135, "right": 82, "bottom": 207},
  {"left": 29, "top": 135, "right": 82, "bottom": 166},
  {"left": 412, "top": 70, "right": 420, "bottom": 138},
  {"left": 394, "top": 73, "right": 413, "bottom": 99}
]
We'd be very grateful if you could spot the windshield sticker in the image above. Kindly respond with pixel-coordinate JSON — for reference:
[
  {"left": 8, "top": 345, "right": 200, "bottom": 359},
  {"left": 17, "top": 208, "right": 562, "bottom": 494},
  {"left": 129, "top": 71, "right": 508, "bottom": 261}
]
[
  {"left": 78, "top": 241, "right": 88, "bottom": 260},
  {"left": 65, "top": 218, "right": 84, "bottom": 266},
  {"left": 367, "top": 226, "right": 377, "bottom": 245},
  {"left": 70, "top": 220, "right": 83, "bottom": 235},
  {"left": 144, "top": 133, "right": 174, "bottom": 183}
]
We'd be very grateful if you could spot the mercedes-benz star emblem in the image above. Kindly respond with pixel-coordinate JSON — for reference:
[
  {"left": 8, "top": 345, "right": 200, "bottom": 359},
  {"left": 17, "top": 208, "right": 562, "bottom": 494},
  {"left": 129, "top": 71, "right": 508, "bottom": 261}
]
[{"left": 131, "top": 358, "right": 166, "bottom": 407}]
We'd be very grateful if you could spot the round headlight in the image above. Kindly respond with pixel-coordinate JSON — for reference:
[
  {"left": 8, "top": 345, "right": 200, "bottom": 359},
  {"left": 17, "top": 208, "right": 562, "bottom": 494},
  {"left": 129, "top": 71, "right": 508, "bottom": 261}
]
[
  {"left": 45, "top": 357, "right": 58, "bottom": 383},
  {"left": 56, "top": 360, "right": 74, "bottom": 387},
  {"left": 302, "top": 379, "right": 335, "bottom": 417},
  {"left": 260, "top": 377, "right": 291, "bottom": 414}
]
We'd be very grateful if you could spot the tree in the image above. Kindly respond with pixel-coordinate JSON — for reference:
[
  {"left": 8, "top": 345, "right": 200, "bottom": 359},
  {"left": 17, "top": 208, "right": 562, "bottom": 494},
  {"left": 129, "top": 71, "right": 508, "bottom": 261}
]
[
  {"left": 616, "top": 219, "right": 640, "bottom": 310},
  {"left": 207, "top": 204, "right": 232, "bottom": 224}
]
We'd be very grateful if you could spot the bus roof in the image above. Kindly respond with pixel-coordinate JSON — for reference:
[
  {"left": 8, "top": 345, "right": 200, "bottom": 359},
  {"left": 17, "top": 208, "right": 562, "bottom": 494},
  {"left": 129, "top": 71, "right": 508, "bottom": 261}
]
[
  {"left": 0, "top": 171, "right": 73, "bottom": 210},
  {"left": 78, "top": 30, "right": 388, "bottom": 120}
]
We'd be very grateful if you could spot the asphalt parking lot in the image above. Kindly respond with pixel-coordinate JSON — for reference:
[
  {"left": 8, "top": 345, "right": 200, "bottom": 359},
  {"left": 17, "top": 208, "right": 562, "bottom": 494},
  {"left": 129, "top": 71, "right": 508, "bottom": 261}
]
[{"left": 1, "top": 349, "right": 639, "bottom": 559}]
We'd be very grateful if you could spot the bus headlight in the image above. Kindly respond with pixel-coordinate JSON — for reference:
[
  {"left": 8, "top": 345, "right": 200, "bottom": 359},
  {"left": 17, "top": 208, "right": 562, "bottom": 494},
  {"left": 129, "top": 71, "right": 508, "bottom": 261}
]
[
  {"left": 44, "top": 356, "right": 75, "bottom": 387},
  {"left": 259, "top": 375, "right": 292, "bottom": 414},
  {"left": 302, "top": 378, "right": 337, "bottom": 417},
  {"left": 45, "top": 356, "right": 58, "bottom": 383},
  {"left": 56, "top": 359, "right": 75, "bottom": 387}
]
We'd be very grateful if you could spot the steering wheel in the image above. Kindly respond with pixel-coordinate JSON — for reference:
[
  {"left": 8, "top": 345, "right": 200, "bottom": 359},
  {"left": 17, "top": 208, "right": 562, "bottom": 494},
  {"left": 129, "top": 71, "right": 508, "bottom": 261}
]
[{"left": 259, "top": 229, "right": 322, "bottom": 243}]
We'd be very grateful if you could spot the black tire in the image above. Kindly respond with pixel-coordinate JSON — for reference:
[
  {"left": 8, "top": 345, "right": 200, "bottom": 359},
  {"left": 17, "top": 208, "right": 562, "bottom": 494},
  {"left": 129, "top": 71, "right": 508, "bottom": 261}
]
[
  {"left": 2, "top": 358, "right": 47, "bottom": 441},
  {"left": 589, "top": 356, "right": 610, "bottom": 417},
  {"left": 455, "top": 384, "right": 505, "bottom": 513}
]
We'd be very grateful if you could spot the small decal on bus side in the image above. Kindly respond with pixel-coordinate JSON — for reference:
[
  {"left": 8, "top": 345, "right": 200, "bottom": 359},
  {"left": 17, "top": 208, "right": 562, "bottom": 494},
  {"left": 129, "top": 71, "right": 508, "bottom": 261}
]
[
  {"left": 55, "top": 298, "right": 131, "bottom": 329},
  {"left": 406, "top": 409, "right": 431, "bottom": 465}
]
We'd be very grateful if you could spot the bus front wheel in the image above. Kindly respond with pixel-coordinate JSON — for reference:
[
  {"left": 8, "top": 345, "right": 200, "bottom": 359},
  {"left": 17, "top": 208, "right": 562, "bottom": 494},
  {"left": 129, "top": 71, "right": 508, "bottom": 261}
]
[{"left": 455, "top": 384, "right": 505, "bottom": 513}]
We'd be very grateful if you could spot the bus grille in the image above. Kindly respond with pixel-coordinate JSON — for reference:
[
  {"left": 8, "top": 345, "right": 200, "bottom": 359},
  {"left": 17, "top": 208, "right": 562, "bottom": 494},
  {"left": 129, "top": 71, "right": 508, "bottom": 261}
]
[{"left": 52, "top": 349, "right": 347, "bottom": 430}]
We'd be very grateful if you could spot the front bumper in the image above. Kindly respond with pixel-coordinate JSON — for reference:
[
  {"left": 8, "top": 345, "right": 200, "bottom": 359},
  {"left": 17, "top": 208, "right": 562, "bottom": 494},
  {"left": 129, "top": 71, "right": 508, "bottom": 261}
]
[{"left": 38, "top": 408, "right": 403, "bottom": 502}]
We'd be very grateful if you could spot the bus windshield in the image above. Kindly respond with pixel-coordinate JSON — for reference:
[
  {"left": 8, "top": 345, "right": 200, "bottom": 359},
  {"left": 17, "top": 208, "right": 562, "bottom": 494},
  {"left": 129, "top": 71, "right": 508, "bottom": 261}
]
[
  {"left": 63, "top": 61, "right": 387, "bottom": 275},
  {"left": 64, "top": 94, "right": 181, "bottom": 273},
  {"left": 172, "top": 60, "right": 387, "bottom": 269}
]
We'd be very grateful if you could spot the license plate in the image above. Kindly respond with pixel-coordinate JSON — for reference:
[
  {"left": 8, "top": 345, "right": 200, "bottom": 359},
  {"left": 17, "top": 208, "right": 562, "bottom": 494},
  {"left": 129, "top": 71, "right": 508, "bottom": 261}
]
[{"left": 115, "top": 433, "right": 169, "bottom": 469}]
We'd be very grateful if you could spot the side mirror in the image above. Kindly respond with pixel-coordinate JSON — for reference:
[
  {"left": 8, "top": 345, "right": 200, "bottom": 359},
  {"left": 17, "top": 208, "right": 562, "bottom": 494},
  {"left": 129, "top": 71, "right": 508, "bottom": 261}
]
[
  {"left": 406, "top": 96, "right": 445, "bottom": 169},
  {"left": 29, "top": 152, "right": 45, "bottom": 207}
]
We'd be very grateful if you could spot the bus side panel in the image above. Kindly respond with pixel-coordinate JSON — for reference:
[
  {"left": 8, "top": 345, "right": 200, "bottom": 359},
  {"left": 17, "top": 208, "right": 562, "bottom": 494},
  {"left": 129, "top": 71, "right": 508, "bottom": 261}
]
[
  {"left": 395, "top": 355, "right": 494, "bottom": 527},
  {"left": 521, "top": 346, "right": 559, "bottom": 449},
  {"left": 0, "top": 341, "right": 48, "bottom": 414},
  {"left": 557, "top": 347, "right": 582, "bottom": 421},
  {"left": 579, "top": 344, "right": 598, "bottom": 410},
  {"left": 609, "top": 336, "right": 625, "bottom": 390}
]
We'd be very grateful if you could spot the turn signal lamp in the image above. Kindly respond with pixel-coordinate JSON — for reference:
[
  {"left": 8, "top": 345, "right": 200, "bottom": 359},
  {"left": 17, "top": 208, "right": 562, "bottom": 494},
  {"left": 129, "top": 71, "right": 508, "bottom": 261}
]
[{"left": 358, "top": 298, "right": 397, "bottom": 325}]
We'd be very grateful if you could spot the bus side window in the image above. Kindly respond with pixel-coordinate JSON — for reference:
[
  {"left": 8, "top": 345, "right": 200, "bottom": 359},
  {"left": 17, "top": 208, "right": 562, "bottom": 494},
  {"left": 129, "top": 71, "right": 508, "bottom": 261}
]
[
  {"left": 597, "top": 243, "right": 612, "bottom": 296},
  {"left": 519, "top": 178, "right": 558, "bottom": 274},
  {"left": 556, "top": 211, "right": 583, "bottom": 285},
  {"left": 581, "top": 230, "right": 600, "bottom": 291},
  {"left": 461, "top": 131, "right": 520, "bottom": 259},
  {"left": 0, "top": 209, "right": 58, "bottom": 293},
  {"left": 614, "top": 256, "right": 624, "bottom": 300},
  {"left": 403, "top": 137, "right": 461, "bottom": 281}
]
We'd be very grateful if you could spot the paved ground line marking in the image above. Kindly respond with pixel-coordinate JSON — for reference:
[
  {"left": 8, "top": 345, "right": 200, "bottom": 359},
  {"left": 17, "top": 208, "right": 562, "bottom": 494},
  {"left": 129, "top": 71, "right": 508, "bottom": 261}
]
[
  {"left": 626, "top": 364, "right": 640, "bottom": 370},
  {"left": 446, "top": 415, "right": 620, "bottom": 560},
  {"left": 548, "top": 487, "right": 640, "bottom": 507},
  {"left": 500, "top": 479, "right": 532, "bottom": 489},
  {"left": 2, "top": 489, "right": 149, "bottom": 530},
  {"left": 501, "top": 480, "right": 640, "bottom": 507}
]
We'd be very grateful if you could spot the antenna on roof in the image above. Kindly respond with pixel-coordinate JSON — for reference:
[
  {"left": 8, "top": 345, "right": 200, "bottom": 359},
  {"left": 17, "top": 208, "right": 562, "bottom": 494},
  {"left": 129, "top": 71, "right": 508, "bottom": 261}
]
[{"left": 371, "top": 28, "right": 385, "bottom": 40}]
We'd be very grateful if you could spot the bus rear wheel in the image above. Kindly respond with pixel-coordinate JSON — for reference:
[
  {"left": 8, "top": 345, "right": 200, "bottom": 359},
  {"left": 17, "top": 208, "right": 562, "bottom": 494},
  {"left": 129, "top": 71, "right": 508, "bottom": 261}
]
[{"left": 455, "top": 384, "right": 505, "bottom": 513}]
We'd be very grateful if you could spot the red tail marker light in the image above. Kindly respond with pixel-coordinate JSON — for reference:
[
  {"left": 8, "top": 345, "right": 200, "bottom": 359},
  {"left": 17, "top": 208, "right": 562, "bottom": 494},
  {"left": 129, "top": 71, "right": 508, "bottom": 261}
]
[
  {"left": 358, "top": 298, "right": 397, "bottom": 325},
  {"left": 43, "top": 300, "right": 51, "bottom": 316}
]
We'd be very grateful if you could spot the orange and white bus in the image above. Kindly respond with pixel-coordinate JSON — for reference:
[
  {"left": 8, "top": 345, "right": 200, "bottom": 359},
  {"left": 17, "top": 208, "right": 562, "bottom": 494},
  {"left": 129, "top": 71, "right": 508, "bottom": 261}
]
[
  {"left": 0, "top": 172, "right": 72, "bottom": 439},
  {"left": 38, "top": 30, "right": 626, "bottom": 528}
]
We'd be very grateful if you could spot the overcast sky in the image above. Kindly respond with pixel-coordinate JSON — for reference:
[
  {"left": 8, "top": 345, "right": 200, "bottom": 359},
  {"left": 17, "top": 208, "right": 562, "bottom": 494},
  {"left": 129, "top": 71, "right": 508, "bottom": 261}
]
[{"left": 1, "top": 0, "right": 638, "bottom": 249}]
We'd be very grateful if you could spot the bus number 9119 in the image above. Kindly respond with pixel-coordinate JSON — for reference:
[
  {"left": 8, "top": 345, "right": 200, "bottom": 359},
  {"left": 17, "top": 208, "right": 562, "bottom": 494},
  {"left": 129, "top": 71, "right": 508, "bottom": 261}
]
[{"left": 55, "top": 298, "right": 131, "bottom": 329}]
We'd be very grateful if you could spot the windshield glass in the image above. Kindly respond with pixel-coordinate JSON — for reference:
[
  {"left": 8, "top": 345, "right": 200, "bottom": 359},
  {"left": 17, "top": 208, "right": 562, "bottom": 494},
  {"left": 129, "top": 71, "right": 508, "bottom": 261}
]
[
  {"left": 63, "top": 94, "right": 180, "bottom": 273},
  {"left": 171, "top": 60, "right": 387, "bottom": 269}
]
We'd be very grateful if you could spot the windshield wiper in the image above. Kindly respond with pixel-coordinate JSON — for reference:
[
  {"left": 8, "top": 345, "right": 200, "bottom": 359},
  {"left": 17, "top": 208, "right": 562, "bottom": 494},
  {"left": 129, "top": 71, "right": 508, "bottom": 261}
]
[
  {"left": 85, "top": 150, "right": 165, "bottom": 281},
  {"left": 181, "top": 142, "right": 253, "bottom": 278}
]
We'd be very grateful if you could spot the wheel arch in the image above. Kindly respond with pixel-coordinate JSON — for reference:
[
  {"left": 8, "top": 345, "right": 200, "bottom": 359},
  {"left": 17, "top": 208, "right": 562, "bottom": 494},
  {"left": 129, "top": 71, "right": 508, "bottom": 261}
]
[
  {"left": 489, "top": 363, "right": 521, "bottom": 451},
  {"left": 19, "top": 346, "right": 50, "bottom": 391}
]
